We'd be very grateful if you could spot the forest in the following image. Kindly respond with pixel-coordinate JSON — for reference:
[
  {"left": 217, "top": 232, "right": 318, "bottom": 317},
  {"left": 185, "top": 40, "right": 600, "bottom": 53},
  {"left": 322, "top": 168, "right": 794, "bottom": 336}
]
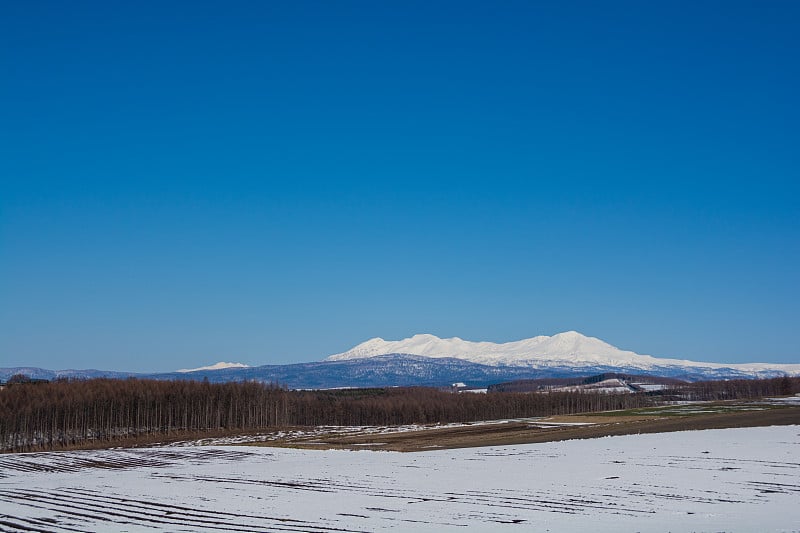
[{"left": 1, "top": 376, "right": 798, "bottom": 452}]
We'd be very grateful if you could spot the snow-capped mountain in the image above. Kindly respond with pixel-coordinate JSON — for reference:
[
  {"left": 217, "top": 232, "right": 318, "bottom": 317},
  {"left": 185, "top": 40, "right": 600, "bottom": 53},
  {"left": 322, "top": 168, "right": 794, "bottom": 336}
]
[
  {"left": 3, "top": 331, "right": 798, "bottom": 389},
  {"left": 328, "top": 331, "right": 800, "bottom": 376},
  {"left": 177, "top": 362, "right": 250, "bottom": 373}
]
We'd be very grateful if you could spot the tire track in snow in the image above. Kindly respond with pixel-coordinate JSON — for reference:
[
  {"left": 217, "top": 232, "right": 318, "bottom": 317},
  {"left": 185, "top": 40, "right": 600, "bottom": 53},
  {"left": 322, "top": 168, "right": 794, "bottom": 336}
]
[
  {"left": 0, "top": 489, "right": 370, "bottom": 533},
  {"left": 150, "top": 471, "right": 657, "bottom": 517},
  {"left": 0, "top": 448, "right": 258, "bottom": 475}
]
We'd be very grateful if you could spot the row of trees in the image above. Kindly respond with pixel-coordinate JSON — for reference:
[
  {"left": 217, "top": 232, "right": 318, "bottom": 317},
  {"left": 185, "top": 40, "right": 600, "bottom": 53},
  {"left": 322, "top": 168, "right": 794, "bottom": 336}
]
[
  {"left": 676, "top": 375, "right": 798, "bottom": 401},
  {"left": 1, "top": 376, "right": 796, "bottom": 452},
  {"left": 0, "top": 378, "right": 655, "bottom": 451}
]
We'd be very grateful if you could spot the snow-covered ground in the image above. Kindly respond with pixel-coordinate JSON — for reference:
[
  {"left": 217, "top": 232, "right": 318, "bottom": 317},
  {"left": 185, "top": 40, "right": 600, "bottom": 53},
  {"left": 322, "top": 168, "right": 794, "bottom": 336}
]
[
  {"left": 548, "top": 377, "right": 636, "bottom": 393},
  {"left": 159, "top": 417, "right": 567, "bottom": 447},
  {"left": 1, "top": 426, "right": 798, "bottom": 532}
]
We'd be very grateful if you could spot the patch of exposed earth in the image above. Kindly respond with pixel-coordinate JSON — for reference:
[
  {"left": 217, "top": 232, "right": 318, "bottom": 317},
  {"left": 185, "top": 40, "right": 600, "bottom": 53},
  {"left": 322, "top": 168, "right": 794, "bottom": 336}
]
[{"left": 241, "top": 400, "right": 800, "bottom": 452}]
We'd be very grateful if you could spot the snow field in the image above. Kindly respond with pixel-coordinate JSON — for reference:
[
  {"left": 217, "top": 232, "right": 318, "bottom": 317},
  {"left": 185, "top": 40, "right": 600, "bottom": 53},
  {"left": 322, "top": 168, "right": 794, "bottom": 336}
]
[{"left": 0, "top": 425, "right": 798, "bottom": 532}]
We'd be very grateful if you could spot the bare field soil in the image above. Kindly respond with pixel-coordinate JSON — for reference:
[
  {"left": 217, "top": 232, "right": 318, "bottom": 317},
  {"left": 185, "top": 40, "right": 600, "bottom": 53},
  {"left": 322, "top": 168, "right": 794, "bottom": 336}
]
[{"left": 251, "top": 403, "right": 800, "bottom": 452}]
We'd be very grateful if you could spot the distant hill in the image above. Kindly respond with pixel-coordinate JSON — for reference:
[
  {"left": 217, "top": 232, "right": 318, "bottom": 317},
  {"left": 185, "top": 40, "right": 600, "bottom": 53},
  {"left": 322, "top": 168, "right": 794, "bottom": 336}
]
[
  {"left": 488, "top": 373, "right": 687, "bottom": 393},
  {"left": 1, "top": 355, "right": 796, "bottom": 391}
]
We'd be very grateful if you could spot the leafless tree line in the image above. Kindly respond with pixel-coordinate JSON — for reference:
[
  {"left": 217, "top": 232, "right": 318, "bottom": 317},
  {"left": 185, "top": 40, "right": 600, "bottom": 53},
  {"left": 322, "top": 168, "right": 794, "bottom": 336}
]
[
  {"left": 0, "top": 378, "right": 652, "bottom": 451},
  {"left": 675, "top": 375, "right": 798, "bottom": 401},
  {"left": 0, "top": 376, "right": 796, "bottom": 452}
]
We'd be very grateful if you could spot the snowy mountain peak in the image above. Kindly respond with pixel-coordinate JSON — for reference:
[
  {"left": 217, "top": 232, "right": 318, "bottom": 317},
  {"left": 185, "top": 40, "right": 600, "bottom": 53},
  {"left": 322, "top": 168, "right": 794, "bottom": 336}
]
[
  {"left": 555, "top": 330, "right": 581, "bottom": 337},
  {"left": 327, "top": 331, "right": 643, "bottom": 366},
  {"left": 177, "top": 362, "right": 250, "bottom": 373},
  {"left": 327, "top": 331, "right": 800, "bottom": 376}
]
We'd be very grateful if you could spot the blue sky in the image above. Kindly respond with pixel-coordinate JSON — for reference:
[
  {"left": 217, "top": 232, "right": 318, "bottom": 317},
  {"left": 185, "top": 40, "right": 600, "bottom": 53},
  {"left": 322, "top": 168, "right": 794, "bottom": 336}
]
[{"left": 1, "top": 1, "right": 798, "bottom": 372}]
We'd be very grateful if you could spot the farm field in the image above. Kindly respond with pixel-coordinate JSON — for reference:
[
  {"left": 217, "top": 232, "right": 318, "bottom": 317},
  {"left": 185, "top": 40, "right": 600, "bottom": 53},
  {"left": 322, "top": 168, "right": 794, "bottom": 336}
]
[
  {"left": 164, "top": 398, "right": 800, "bottom": 452},
  {"left": 1, "top": 425, "right": 798, "bottom": 532}
]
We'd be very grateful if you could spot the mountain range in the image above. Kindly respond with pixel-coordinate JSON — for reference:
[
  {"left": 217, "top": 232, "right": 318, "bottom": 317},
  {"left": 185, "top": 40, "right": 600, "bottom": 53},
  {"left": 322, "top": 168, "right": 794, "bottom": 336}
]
[
  {"left": 3, "top": 331, "right": 799, "bottom": 389},
  {"left": 328, "top": 331, "right": 800, "bottom": 375}
]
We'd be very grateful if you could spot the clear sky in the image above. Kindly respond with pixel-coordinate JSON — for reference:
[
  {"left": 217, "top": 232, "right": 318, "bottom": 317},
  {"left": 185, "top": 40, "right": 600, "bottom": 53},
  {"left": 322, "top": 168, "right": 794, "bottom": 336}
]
[{"left": 1, "top": 1, "right": 798, "bottom": 372}]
